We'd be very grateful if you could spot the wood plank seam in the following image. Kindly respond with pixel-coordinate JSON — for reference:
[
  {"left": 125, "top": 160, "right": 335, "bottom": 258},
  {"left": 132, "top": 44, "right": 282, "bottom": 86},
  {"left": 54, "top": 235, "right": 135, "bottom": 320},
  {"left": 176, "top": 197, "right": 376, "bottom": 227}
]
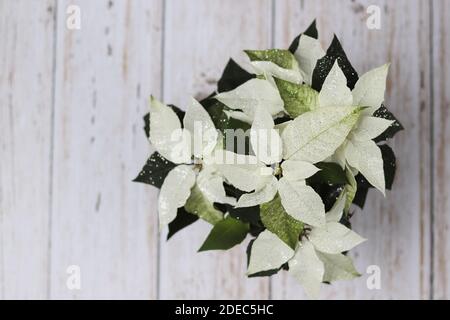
[
  {"left": 47, "top": 0, "right": 59, "bottom": 300},
  {"left": 157, "top": 0, "right": 167, "bottom": 301},
  {"left": 428, "top": 0, "right": 435, "bottom": 300}
]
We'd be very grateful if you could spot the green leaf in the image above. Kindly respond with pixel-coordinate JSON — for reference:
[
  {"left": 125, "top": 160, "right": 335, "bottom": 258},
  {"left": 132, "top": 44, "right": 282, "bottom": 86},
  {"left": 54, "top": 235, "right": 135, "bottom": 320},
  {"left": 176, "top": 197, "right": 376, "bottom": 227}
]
[
  {"left": 167, "top": 208, "right": 199, "bottom": 240},
  {"left": 373, "top": 104, "right": 404, "bottom": 142},
  {"left": 307, "top": 162, "right": 347, "bottom": 185},
  {"left": 312, "top": 35, "right": 359, "bottom": 91},
  {"left": 260, "top": 194, "right": 303, "bottom": 249},
  {"left": 218, "top": 58, "right": 255, "bottom": 93},
  {"left": 288, "top": 20, "right": 318, "bottom": 53},
  {"left": 198, "top": 216, "right": 249, "bottom": 251},
  {"left": 245, "top": 49, "right": 297, "bottom": 69},
  {"left": 185, "top": 184, "right": 224, "bottom": 225},
  {"left": 274, "top": 78, "right": 319, "bottom": 117},
  {"left": 133, "top": 152, "right": 176, "bottom": 188}
]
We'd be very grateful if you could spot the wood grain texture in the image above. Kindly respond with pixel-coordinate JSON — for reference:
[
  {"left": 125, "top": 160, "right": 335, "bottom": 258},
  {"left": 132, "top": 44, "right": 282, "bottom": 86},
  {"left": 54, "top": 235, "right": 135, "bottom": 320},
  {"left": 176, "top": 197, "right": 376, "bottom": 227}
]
[
  {"left": 272, "top": 0, "right": 431, "bottom": 299},
  {"left": 0, "top": 0, "right": 56, "bottom": 299},
  {"left": 432, "top": 0, "right": 450, "bottom": 300},
  {"left": 49, "top": 0, "right": 162, "bottom": 299},
  {"left": 159, "top": 0, "right": 272, "bottom": 299}
]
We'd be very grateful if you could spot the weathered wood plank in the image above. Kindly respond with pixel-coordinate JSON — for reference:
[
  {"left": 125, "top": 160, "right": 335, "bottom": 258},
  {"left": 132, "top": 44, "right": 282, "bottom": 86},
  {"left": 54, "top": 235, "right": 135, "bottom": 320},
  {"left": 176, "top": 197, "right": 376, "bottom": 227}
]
[
  {"left": 49, "top": 0, "right": 162, "bottom": 299},
  {"left": 272, "top": 0, "right": 431, "bottom": 299},
  {"left": 432, "top": 0, "right": 450, "bottom": 300},
  {"left": 159, "top": 0, "right": 272, "bottom": 299},
  {"left": 0, "top": 0, "right": 56, "bottom": 299}
]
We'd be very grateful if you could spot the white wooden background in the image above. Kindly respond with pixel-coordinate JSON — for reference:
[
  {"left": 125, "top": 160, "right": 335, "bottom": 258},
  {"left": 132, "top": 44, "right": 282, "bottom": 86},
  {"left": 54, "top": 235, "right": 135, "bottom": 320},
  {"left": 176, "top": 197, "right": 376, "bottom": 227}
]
[{"left": 0, "top": 0, "right": 448, "bottom": 300}]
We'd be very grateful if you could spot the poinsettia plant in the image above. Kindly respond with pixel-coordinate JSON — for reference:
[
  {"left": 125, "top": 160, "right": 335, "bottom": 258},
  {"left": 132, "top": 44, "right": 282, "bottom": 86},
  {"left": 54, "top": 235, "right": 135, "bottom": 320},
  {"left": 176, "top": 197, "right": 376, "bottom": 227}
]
[{"left": 134, "top": 21, "right": 403, "bottom": 298}]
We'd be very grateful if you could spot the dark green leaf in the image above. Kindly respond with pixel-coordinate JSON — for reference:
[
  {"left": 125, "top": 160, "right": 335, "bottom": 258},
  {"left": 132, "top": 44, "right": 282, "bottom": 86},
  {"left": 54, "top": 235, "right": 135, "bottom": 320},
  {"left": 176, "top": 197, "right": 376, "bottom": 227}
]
[
  {"left": 223, "top": 183, "right": 263, "bottom": 227},
  {"left": 307, "top": 162, "right": 348, "bottom": 185},
  {"left": 246, "top": 240, "right": 282, "bottom": 277},
  {"left": 373, "top": 104, "right": 404, "bottom": 142},
  {"left": 274, "top": 78, "right": 319, "bottom": 117},
  {"left": 288, "top": 20, "right": 318, "bottom": 53},
  {"left": 203, "top": 100, "right": 230, "bottom": 132},
  {"left": 133, "top": 152, "right": 176, "bottom": 188},
  {"left": 244, "top": 49, "right": 296, "bottom": 69},
  {"left": 207, "top": 101, "right": 250, "bottom": 154},
  {"left": 315, "top": 184, "right": 345, "bottom": 212},
  {"left": 260, "top": 194, "right": 303, "bottom": 249},
  {"left": 167, "top": 208, "right": 199, "bottom": 240},
  {"left": 218, "top": 58, "right": 255, "bottom": 93},
  {"left": 303, "top": 19, "right": 319, "bottom": 38},
  {"left": 311, "top": 35, "right": 358, "bottom": 91},
  {"left": 340, "top": 214, "right": 352, "bottom": 230},
  {"left": 204, "top": 100, "right": 250, "bottom": 133},
  {"left": 198, "top": 216, "right": 249, "bottom": 252},
  {"left": 379, "top": 144, "right": 396, "bottom": 190},
  {"left": 274, "top": 116, "right": 292, "bottom": 125},
  {"left": 353, "top": 184, "right": 369, "bottom": 209},
  {"left": 229, "top": 206, "right": 262, "bottom": 227},
  {"left": 143, "top": 113, "right": 150, "bottom": 138},
  {"left": 202, "top": 99, "right": 251, "bottom": 154},
  {"left": 308, "top": 162, "right": 346, "bottom": 212},
  {"left": 248, "top": 223, "right": 265, "bottom": 237}
]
